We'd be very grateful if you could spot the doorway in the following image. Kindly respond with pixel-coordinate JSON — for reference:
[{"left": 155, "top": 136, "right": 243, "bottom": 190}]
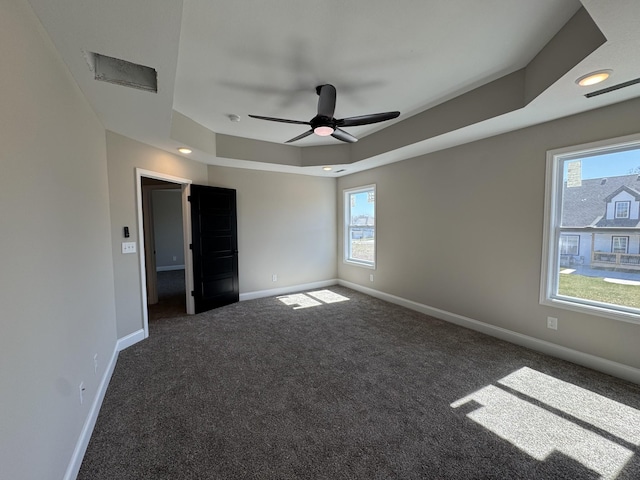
[
  {"left": 135, "top": 169, "right": 240, "bottom": 337},
  {"left": 142, "top": 179, "right": 187, "bottom": 321},
  {"left": 136, "top": 169, "right": 195, "bottom": 338}
]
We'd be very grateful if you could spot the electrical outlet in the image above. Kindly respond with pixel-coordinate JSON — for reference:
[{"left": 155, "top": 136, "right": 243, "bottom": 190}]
[
  {"left": 272, "top": 274, "right": 277, "bottom": 282},
  {"left": 79, "top": 382, "right": 85, "bottom": 405},
  {"left": 172, "top": 255, "right": 177, "bottom": 261},
  {"left": 94, "top": 354, "right": 98, "bottom": 374},
  {"left": 369, "top": 274, "right": 374, "bottom": 282},
  {"left": 547, "top": 317, "right": 558, "bottom": 330}
]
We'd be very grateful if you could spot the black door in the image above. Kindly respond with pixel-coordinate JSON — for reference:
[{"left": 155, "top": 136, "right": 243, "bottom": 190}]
[{"left": 189, "top": 184, "right": 239, "bottom": 313}]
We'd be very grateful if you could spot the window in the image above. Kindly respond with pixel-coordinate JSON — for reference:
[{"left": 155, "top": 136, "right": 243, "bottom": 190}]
[
  {"left": 344, "top": 185, "right": 376, "bottom": 268},
  {"left": 541, "top": 134, "right": 640, "bottom": 323},
  {"left": 612, "top": 236, "right": 629, "bottom": 254},
  {"left": 615, "top": 201, "right": 630, "bottom": 218},
  {"left": 559, "top": 235, "right": 580, "bottom": 255}
]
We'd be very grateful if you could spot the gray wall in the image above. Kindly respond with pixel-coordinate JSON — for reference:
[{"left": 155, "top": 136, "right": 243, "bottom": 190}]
[
  {"left": 106, "top": 132, "right": 209, "bottom": 338},
  {"left": 0, "top": 1, "right": 117, "bottom": 479},
  {"left": 338, "top": 98, "right": 640, "bottom": 370},
  {"left": 152, "top": 189, "right": 185, "bottom": 269},
  {"left": 208, "top": 166, "right": 338, "bottom": 294}
]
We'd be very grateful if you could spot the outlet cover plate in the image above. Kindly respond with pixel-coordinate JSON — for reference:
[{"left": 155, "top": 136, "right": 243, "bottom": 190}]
[{"left": 122, "top": 242, "right": 137, "bottom": 254}]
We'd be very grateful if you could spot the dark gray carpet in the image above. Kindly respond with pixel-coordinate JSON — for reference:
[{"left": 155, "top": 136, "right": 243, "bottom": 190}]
[
  {"left": 148, "top": 269, "right": 186, "bottom": 321},
  {"left": 79, "top": 286, "right": 640, "bottom": 479}
]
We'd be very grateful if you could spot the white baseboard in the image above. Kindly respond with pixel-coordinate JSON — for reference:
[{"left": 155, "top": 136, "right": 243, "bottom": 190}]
[
  {"left": 116, "top": 329, "right": 145, "bottom": 351},
  {"left": 156, "top": 265, "right": 185, "bottom": 272},
  {"left": 240, "top": 279, "right": 339, "bottom": 302},
  {"left": 63, "top": 329, "right": 146, "bottom": 479},
  {"left": 338, "top": 280, "right": 640, "bottom": 385},
  {"left": 63, "top": 344, "right": 119, "bottom": 480}
]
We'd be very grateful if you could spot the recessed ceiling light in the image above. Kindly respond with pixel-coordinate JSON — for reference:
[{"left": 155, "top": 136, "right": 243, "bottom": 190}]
[
  {"left": 178, "top": 147, "right": 192, "bottom": 154},
  {"left": 323, "top": 166, "right": 332, "bottom": 171},
  {"left": 576, "top": 70, "right": 612, "bottom": 87},
  {"left": 228, "top": 114, "right": 241, "bottom": 122}
]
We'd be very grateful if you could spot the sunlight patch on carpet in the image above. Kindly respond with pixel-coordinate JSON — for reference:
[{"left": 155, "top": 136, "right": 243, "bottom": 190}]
[
  {"left": 307, "top": 289, "right": 350, "bottom": 304},
  {"left": 277, "top": 293, "right": 322, "bottom": 309},
  {"left": 499, "top": 367, "right": 640, "bottom": 444},
  {"left": 451, "top": 367, "right": 639, "bottom": 479},
  {"left": 278, "top": 289, "right": 350, "bottom": 310}
]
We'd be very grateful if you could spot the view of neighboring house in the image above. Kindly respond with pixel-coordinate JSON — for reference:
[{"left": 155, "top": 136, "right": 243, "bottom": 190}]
[
  {"left": 351, "top": 215, "right": 375, "bottom": 239},
  {"left": 561, "top": 174, "right": 640, "bottom": 271}
]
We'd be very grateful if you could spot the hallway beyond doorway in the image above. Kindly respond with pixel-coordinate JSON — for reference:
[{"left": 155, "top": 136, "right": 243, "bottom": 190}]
[{"left": 148, "top": 269, "right": 186, "bottom": 322}]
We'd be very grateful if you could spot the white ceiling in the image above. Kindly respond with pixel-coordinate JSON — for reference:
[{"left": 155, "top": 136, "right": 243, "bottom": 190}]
[{"left": 25, "top": 0, "right": 640, "bottom": 176}]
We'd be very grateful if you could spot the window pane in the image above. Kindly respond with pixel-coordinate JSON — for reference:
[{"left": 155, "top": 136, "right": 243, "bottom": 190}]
[
  {"left": 349, "top": 191, "right": 375, "bottom": 226},
  {"left": 560, "top": 235, "right": 579, "bottom": 255},
  {"left": 612, "top": 237, "right": 628, "bottom": 254},
  {"left": 615, "top": 202, "right": 630, "bottom": 218},
  {"left": 551, "top": 145, "right": 640, "bottom": 316},
  {"left": 349, "top": 227, "right": 375, "bottom": 263},
  {"left": 345, "top": 186, "right": 375, "bottom": 267}
]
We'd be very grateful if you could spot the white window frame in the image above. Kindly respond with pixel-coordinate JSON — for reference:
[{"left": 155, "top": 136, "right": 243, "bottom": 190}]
[
  {"left": 540, "top": 134, "right": 640, "bottom": 324},
  {"left": 344, "top": 184, "right": 376, "bottom": 269},
  {"left": 615, "top": 201, "right": 630, "bottom": 219}
]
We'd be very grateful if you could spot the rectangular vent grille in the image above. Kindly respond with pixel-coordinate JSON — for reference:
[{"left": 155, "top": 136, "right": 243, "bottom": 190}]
[
  {"left": 93, "top": 53, "right": 157, "bottom": 93},
  {"left": 585, "top": 77, "right": 640, "bottom": 98}
]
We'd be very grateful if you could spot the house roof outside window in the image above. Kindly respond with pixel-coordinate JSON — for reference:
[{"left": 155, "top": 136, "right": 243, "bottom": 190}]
[{"left": 562, "top": 174, "right": 640, "bottom": 228}]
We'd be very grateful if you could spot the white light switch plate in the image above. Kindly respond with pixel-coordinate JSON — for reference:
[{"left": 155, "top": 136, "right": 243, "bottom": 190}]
[{"left": 122, "top": 242, "right": 137, "bottom": 254}]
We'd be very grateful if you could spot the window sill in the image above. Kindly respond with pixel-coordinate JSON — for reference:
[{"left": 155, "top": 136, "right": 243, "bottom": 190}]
[
  {"left": 540, "top": 296, "right": 640, "bottom": 325},
  {"left": 344, "top": 259, "right": 376, "bottom": 270}
]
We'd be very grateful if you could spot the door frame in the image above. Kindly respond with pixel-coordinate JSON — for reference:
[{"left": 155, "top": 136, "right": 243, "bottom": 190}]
[
  {"left": 135, "top": 168, "right": 194, "bottom": 338},
  {"left": 141, "top": 184, "right": 158, "bottom": 305}
]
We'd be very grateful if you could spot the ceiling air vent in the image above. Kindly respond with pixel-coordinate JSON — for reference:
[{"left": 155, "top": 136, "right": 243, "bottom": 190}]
[
  {"left": 91, "top": 53, "right": 157, "bottom": 93},
  {"left": 585, "top": 77, "right": 640, "bottom": 98}
]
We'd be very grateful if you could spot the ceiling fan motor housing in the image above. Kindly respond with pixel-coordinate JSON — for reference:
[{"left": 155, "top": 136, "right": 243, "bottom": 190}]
[{"left": 311, "top": 115, "right": 336, "bottom": 130}]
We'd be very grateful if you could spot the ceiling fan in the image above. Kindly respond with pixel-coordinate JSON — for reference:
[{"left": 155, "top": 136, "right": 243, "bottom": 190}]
[{"left": 249, "top": 84, "right": 400, "bottom": 144}]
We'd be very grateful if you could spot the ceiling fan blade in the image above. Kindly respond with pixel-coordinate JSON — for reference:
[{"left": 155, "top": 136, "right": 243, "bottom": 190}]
[
  {"left": 317, "top": 84, "right": 337, "bottom": 118},
  {"left": 337, "top": 111, "right": 400, "bottom": 127},
  {"left": 248, "top": 114, "right": 310, "bottom": 126},
  {"left": 331, "top": 128, "right": 358, "bottom": 143},
  {"left": 285, "top": 129, "right": 314, "bottom": 143}
]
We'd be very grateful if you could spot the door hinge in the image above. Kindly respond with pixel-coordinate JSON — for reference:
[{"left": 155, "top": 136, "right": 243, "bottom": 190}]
[
  {"left": 187, "top": 195, "right": 192, "bottom": 202},
  {"left": 189, "top": 244, "right": 193, "bottom": 250},
  {"left": 191, "top": 291, "right": 195, "bottom": 297}
]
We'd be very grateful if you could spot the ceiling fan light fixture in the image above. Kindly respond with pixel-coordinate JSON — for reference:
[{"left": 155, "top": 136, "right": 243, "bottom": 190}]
[
  {"left": 249, "top": 84, "right": 399, "bottom": 144},
  {"left": 576, "top": 70, "right": 612, "bottom": 87},
  {"left": 314, "top": 125, "right": 334, "bottom": 137}
]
